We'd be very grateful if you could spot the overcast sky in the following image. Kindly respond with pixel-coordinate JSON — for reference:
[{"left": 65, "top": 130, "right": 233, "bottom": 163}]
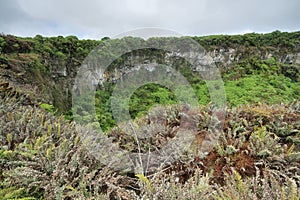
[{"left": 1, "top": 0, "right": 300, "bottom": 39}]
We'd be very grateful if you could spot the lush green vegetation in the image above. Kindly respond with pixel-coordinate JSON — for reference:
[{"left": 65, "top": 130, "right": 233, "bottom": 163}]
[
  {"left": 0, "top": 34, "right": 101, "bottom": 111},
  {"left": 0, "top": 30, "right": 299, "bottom": 199},
  {"left": 0, "top": 31, "right": 299, "bottom": 117},
  {"left": 0, "top": 31, "right": 299, "bottom": 130},
  {"left": 193, "top": 30, "right": 300, "bottom": 51},
  {"left": 223, "top": 57, "right": 299, "bottom": 106},
  {"left": 93, "top": 55, "right": 299, "bottom": 131}
]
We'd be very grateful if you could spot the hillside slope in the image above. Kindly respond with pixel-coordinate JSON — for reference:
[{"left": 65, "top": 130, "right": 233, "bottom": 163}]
[
  {"left": 0, "top": 78, "right": 299, "bottom": 199},
  {"left": 0, "top": 31, "right": 299, "bottom": 112},
  {"left": 0, "top": 31, "right": 300, "bottom": 199}
]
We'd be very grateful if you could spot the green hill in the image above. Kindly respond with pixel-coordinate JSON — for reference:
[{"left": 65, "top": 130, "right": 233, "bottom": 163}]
[{"left": 0, "top": 31, "right": 299, "bottom": 199}]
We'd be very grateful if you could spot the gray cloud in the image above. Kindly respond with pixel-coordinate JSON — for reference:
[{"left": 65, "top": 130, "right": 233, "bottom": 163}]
[{"left": 1, "top": 0, "right": 299, "bottom": 39}]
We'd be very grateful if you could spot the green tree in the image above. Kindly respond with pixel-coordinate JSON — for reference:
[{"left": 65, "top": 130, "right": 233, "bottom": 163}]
[{"left": 0, "top": 36, "right": 6, "bottom": 53}]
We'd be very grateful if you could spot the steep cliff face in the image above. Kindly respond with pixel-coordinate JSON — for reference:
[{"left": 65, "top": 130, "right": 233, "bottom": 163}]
[
  {"left": 207, "top": 47, "right": 300, "bottom": 67},
  {"left": 74, "top": 46, "right": 300, "bottom": 88},
  {"left": 0, "top": 35, "right": 99, "bottom": 111},
  {"left": 0, "top": 31, "right": 299, "bottom": 112}
]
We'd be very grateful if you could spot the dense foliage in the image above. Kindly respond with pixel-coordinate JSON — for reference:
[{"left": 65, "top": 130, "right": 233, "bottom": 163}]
[
  {"left": 193, "top": 30, "right": 300, "bottom": 51},
  {"left": 0, "top": 31, "right": 299, "bottom": 120},
  {"left": 93, "top": 53, "right": 299, "bottom": 131},
  {"left": 0, "top": 81, "right": 299, "bottom": 199},
  {"left": 0, "top": 31, "right": 299, "bottom": 199}
]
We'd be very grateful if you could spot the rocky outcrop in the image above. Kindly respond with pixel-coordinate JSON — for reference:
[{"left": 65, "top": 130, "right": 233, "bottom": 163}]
[{"left": 74, "top": 47, "right": 300, "bottom": 86}]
